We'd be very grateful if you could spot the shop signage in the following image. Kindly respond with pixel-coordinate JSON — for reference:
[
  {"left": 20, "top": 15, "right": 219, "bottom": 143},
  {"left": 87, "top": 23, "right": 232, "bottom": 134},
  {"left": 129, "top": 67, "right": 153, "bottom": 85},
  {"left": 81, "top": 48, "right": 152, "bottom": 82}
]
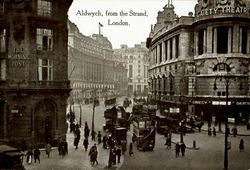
[
  {"left": 169, "top": 107, "right": 180, "bottom": 113},
  {"left": 11, "top": 109, "right": 19, "bottom": 113},
  {"left": 235, "top": 101, "right": 250, "bottom": 105},
  {"left": 196, "top": 6, "right": 250, "bottom": 17},
  {"left": 212, "top": 101, "right": 231, "bottom": 105},
  {"left": 192, "top": 101, "right": 207, "bottom": 104}
]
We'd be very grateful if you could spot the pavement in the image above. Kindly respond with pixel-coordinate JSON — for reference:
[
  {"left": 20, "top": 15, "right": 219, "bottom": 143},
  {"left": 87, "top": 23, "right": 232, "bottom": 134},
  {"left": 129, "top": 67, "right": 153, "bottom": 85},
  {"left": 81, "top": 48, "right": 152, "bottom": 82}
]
[{"left": 23, "top": 97, "right": 127, "bottom": 170}]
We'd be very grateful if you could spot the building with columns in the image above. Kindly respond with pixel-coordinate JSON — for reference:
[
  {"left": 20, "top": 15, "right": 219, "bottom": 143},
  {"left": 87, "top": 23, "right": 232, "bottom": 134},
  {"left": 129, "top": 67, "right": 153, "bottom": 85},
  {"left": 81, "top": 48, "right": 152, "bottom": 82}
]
[
  {"left": 147, "top": 0, "right": 250, "bottom": 123},
  {"left": 68, "top": 20, "right": 127, "bottom": 104},
  {"left": 0, "top": 0, "right": 72, "bottom": 146},
  {"left": 114, "top": 43, "right": 149, "bottom": 97}
]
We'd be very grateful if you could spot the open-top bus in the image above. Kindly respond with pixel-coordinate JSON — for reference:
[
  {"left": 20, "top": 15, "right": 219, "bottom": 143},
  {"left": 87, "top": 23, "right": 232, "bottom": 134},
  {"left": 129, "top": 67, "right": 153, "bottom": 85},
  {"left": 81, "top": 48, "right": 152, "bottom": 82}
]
[{"left": 132, "top": 115, "right": 156, "bottom": 151}]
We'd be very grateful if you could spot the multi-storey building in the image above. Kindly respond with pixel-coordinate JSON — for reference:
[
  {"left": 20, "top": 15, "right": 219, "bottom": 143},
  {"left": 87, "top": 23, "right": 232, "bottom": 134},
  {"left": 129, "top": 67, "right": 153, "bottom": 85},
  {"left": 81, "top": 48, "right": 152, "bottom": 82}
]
[
  {"left": 147, "top": 0, "right": 250, "bottom": 123},
  {"left": 0, "top": 0, "right": 72, "bottom": 146},
  {"left": 68, "top": 20, "right": 127, "bottom": 104},
  {"left": 114, "top": 43, "right": 149, "bottom": 97}
]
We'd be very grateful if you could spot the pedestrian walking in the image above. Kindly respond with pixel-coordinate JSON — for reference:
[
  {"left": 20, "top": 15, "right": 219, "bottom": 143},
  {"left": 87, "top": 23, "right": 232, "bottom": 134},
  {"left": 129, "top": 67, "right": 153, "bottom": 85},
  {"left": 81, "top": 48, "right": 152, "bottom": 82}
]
[
  {"left": 61, "top": 144, "right": 66, "bottom": 157},
  {"left": 112, "top": 147, "right": 117, "bottom": 165},
  {"left": 239, "top": 139, "right": 244, "bottom": 152},
  {"left": 26, "top": 149, "right": 33, "bottom": 165},
  {"left": 33, "top": 147, "right": 40, "bottom": 163},
  {"left": 91, "top": 130, "right": 96, "bottom": 141},
  {"left": 45, "top": 142, "right": 52, "bottom": 158},
  {"left": 63, "top": 141, "right": 68, "bottom": 155},
  {"left": 175, "top": 142, "right": 180, "bottom": 157},
  {"left": 97, "top": 131, "right": 102, "bottom": 144},
  {"left": 212, "top": 127, "right": 216, "bottom": 136},
  {"left": 129, "top": 142, "right": 133, "bottom": 156},
  {"left": 232, "top": 127, "right": 237, "bottom": 137},
  {"left": 116, "top": 147, "right": 122, "bottom": 163},
  {"left": 89, "top": 144, "right": 98, "bottom": 165},
  {"left": 165, "top": 137, "right": 171, "bottom": 149},
  {"left": 180, "top": 143, "right": 186, "bottom": 157},
  {"left": 83, "top": 138, "right": 89, "bottom": 151},
  {"left": 208, "top": 127, "right": 212, "bottom": 136},
  {"left": 103, "top": 135, "right": 107, "bottom": 149},
  {"left": 58, "top": 140, "right": 63, "bottom": 156},
  {"left": 74, "top": 135, "right": 79, "bottom": 149},
  {"left": 84, "top": 122, "right": 90, "bottom": 139}
]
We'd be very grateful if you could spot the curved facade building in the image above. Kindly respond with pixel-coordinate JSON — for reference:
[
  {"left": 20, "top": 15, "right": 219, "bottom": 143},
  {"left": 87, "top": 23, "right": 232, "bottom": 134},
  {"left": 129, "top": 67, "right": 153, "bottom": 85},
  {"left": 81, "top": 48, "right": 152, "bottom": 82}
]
[
  {"left": 147, "top": 0, "right": 250, "bottom": 123},
  {"left": 0, "top": 0, "right": 72, "bottom": 146}
]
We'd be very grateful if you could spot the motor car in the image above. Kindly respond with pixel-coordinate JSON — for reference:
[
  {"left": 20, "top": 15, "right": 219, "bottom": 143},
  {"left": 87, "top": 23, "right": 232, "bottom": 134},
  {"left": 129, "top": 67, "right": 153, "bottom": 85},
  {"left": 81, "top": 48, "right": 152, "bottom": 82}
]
[{"left": 0, "top": 145, "right": 25, "bottom": 170}]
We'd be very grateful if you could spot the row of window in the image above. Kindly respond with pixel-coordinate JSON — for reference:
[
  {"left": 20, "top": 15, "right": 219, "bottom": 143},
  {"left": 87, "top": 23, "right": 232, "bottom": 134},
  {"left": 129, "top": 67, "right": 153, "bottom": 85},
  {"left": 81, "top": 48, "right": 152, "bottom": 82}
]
[
  {"left": 198, "top": 26, "right": 248, "bottom": 55},
  {"left": 0, "top": 28, "right": 54, "bottom": 53},
  {"left": 153, "top": 35, "right": 180, "bottom": 64}
]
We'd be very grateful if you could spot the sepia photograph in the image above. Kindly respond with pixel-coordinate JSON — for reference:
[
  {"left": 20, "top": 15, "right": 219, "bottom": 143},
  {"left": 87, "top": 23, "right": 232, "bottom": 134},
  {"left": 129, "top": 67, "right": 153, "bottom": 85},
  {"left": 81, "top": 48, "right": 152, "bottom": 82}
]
[{"left": 0, "top": 0, "right": 250, "bottom": 169}]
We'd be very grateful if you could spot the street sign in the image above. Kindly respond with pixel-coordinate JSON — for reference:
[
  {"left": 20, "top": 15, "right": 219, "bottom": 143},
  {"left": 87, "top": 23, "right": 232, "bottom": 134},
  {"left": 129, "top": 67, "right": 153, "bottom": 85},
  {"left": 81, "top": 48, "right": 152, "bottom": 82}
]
[{"left": 227, "top": 141, "right": 231, "bottom": 150}]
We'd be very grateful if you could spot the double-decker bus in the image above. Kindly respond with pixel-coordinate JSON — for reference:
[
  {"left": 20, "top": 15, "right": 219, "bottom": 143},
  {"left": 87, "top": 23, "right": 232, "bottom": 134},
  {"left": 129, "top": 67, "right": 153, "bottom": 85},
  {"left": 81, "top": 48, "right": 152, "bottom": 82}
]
[{"left": 132, "top": 115, "right": 156, "bottom": 151}]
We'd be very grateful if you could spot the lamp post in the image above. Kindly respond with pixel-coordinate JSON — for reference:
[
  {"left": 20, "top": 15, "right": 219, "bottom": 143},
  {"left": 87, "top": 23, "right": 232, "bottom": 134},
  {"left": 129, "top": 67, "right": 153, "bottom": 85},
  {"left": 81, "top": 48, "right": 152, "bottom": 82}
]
[{"left": 214, "top": 77, "right": 229, "bottom": 170}]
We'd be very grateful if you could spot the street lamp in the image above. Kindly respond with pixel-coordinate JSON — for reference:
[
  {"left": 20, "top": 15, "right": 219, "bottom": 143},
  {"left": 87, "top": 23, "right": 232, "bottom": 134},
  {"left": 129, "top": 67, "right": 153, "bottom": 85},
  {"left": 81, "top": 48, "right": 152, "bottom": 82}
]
[
  {"left": 179, "top": 120, "right": 184, "bottom": 143},
  {"left": 213, "top": 76, "right": 230, "bottom": 170}
]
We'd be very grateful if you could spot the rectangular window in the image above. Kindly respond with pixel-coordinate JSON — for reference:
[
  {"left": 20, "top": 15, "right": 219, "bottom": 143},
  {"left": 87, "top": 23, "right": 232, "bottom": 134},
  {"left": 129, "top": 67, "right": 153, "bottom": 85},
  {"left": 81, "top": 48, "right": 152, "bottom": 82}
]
[
  {"left": 37, "top": 0, "right": 52, "bottom": 16},
  {"left": 176, "top": 35, "right": 179, "bottom": 58},
  {"left": 159, "top": 43, "right": 162, "bottom": 63},
  {"left": 38, "top": 58, "right": 53, "bottom": 80},
  {"left": 0, "top": 28, "right": 6, "bottom": 53},
  {"left": 217, "top": 26, "right": 229, "bottom": 54},
  {"left": 164, "top": 40, "right": 168, "bottom": 60},
  {"left": 129, "top": 65, "right": 133, "bottom": 78},
  {"left": 36, "top": 28, "right": 53, "bottom": 51},
  {"left": 170, "top": 38, "right": 173, "bottom": 60},
  {"left": 198, "top": 29, "right": 204, "bottom": 55},
  {"left": 241, "top": 26, "right": 248, "bottom": 54}
]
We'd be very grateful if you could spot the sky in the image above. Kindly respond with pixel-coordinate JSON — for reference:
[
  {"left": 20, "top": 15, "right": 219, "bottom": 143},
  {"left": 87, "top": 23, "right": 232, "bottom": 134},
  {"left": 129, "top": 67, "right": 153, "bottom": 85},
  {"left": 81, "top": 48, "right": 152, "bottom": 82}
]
[{"left": 68, "top": 0, "right": 197, "bottom": 49}]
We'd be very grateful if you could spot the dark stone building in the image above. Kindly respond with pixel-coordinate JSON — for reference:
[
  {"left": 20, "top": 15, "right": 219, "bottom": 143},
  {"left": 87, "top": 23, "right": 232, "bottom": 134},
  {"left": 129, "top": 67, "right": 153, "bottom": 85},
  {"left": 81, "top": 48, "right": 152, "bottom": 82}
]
[
  {"left": 0, "top": 0, "right": 72, "bottom": 147},
  {"left": 147, "top": 0, "right": 250, "bottom": 124}
]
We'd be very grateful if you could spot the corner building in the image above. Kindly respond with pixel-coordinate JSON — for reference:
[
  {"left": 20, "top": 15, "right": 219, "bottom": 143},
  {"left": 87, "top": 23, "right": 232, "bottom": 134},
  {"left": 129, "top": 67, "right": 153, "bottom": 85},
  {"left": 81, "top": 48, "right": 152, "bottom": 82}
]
[
  {"left": 147, "top": 0, "right": 250, "bottom": 123},
  {"left": 0, "top": 0, "right": 72, "bottom": 146}
]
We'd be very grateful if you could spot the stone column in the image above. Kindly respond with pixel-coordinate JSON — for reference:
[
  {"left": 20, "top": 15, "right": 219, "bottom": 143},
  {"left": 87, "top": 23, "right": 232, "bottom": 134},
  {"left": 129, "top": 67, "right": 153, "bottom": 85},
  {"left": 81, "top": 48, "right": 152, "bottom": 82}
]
[
  {"left": 239, "top": 27, "right": 242, "bottom": 53},
  {"left": 172, "top": 37, "right": 176, "bottom": 59},
  {"left": 228, "top": 27, "right": 232, "bottom": 53},
  {"left": 203, "top": 29, "right": 207, "bottom": 53},
  {"left": 157, "top": 45, "right": 160, "bottom": 64},
  {"left": 195, "top": 31, "right": 199, "bottom": 55},
  {"left": 233, "top": 25, "right": 239, "bottom": 53},
  {"left": 162, "top": 42, "right": 166, "bottom": 62},
  {"left": 213, "top": 28, "right": 217, "bottom": 54},
  {"left": 167, "top": 40, "right": 171, "bottom": 61},
  {"left": 247, "top": 28, "right": 250, "bottom": 54},
  {"left": 207, "top": 26, "right": 213, "bottom": 53}
]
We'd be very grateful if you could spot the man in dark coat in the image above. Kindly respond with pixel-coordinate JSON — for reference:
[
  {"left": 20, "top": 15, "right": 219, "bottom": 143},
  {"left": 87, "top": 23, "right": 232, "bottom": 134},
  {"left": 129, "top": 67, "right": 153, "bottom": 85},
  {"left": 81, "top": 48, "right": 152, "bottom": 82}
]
[
  {"left": 84, "top": 123, "right": 90, "bottom": 139},
  {"left": 83, "top": 138, "right": 89, "bottom": 151},
  {"left": 180, "top": 143, "right": 186, "bottom": 157},
  {"left": 97, "top": 131, "right": 102, "bottom": 144},
  {"left": 34, "top": 147, "right": 40, "bottom": 163},
  {"left": 116, "top": 147, "right": 122, "bottom": 163},
  {"left": 175, "top": 142, "right": 180, "bottom": 157}
]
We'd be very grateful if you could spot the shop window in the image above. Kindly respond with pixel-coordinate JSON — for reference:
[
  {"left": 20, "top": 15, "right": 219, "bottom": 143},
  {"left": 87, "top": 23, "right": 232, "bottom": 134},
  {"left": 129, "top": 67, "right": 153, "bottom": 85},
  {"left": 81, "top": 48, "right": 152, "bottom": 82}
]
[
  {"left": 37, "top": 0, "right": 52, "bottom": 17},
  {"left": 217, "top": 26, "right": 229, "bottom": 54},
  {"left": 241, "top": 26, "right": 248, "bottom": 54},
  {"left": 198, "top": 29, "right": 204, "bottom": 55},
  {"left": 38, "top": 58, "right": 53, "bottom": 80},
  {"left": 36, "top": 28, "right": 53, "bottom": 51},
  {"left": 0, "top": 28, "right": 6, "bottom": 53}
]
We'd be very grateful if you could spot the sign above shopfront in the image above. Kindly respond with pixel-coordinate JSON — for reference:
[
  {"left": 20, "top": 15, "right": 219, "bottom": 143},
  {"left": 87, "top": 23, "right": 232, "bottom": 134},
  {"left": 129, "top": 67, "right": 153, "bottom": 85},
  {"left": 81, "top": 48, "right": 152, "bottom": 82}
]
[{"left": 196, "top": 6, "right": 250, "bottom": 17}]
